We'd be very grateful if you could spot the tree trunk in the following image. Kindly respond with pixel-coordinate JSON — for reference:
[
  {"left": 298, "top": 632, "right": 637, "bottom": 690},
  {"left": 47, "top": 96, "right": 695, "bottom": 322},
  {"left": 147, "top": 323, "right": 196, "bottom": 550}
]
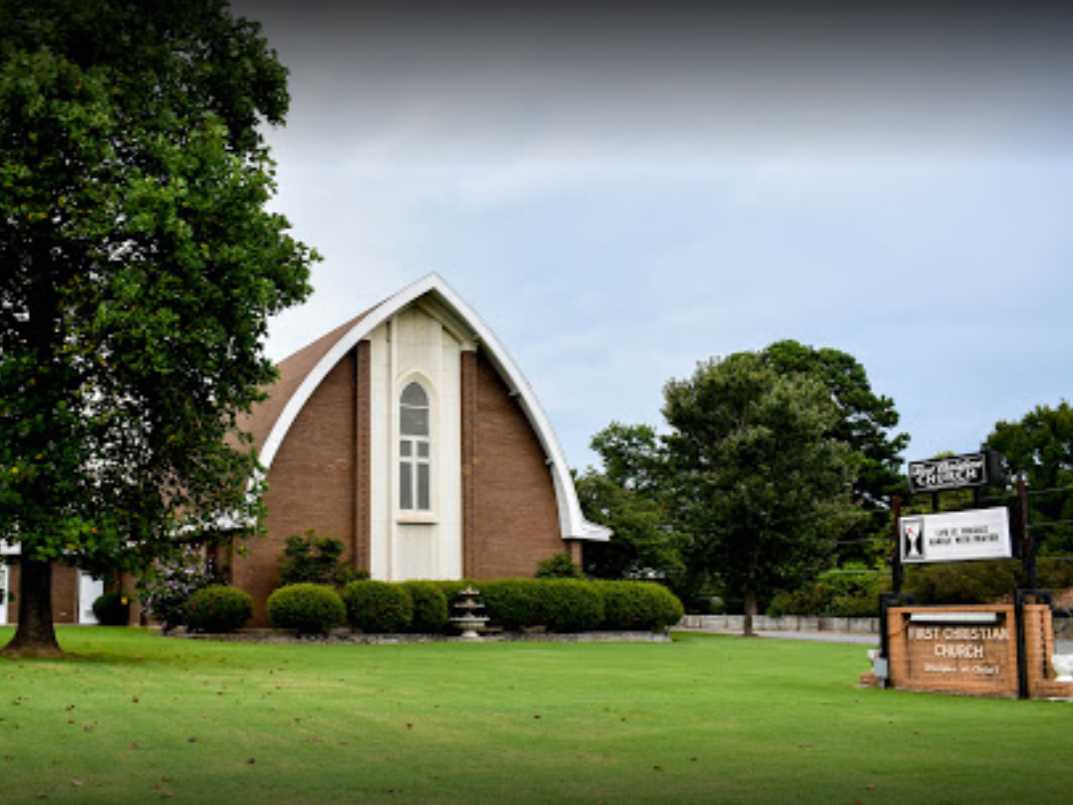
[
  {"left": 743, "top": 589, "right": 758, "bottom": 637},
  {"left": 1, "top": 558, "right": 62, "bottom": 657}
]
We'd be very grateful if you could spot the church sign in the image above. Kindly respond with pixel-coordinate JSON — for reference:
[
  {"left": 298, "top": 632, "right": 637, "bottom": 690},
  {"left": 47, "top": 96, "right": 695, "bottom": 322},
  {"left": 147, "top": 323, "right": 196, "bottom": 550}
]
[
  {"left": 907, "top": 451, "right": 999, "bottom": 493},
  {"left": 887, "top": 606, "right": 1019, "bottom": 697},
  {"left": 867, "top": 446, "right": 1073, "bottom": 700},
  {"left": 899, "top": 507, "right": 1012, "bottom": 564}
]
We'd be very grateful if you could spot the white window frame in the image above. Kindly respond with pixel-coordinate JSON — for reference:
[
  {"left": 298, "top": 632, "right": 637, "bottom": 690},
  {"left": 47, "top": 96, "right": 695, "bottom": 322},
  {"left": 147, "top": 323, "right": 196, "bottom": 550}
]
[{"left": 397, "top": 378, "right": 435, "bottom": 521}]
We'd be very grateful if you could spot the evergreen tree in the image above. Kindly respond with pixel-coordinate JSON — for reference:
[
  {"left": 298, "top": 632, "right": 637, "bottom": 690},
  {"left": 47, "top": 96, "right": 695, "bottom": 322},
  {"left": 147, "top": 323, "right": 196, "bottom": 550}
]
[{"left": 662, "top": 353, "right": 863, "bottom": 634}]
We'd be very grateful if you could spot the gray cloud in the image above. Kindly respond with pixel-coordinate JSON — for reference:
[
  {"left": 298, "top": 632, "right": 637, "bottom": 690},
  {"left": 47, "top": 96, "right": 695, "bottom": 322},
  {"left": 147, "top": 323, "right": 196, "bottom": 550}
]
[
  {"left": 244, "top": 3, "right": 1073, "bottom": 158},
  {"left": 230, "top": 1, "right": 1073, "bottom": 469}
]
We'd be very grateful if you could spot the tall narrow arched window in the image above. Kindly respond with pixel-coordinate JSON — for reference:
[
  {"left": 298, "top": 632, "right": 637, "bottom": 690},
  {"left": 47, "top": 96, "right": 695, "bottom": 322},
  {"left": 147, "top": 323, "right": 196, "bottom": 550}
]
[{"left": 399, "top": 381, "right": 431, "bottom": 511}]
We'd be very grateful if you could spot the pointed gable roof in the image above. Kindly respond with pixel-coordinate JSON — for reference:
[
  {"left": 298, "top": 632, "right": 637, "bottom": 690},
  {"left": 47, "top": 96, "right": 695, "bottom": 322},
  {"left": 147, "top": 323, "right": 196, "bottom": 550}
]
[{"left": 242, "top": 274, "right": 610, "bottom": 542}]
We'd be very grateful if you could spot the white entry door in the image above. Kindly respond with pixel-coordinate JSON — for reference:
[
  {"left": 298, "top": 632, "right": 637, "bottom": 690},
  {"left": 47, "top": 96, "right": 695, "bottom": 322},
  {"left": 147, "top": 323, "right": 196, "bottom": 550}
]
[
  {"left": 78, "top": 572, "right": 104, "bottom": 624},
  {"left": 0, "top": 564, "right": 7, "bottom": 623}
]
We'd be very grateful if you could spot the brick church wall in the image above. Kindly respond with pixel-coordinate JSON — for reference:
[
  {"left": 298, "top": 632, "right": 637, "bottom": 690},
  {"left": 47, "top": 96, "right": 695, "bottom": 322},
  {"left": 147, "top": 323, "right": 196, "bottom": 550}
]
[
  {"left": 232, "top": 349, "right": 359, "bottom": 626},
  {"left": 462, "top": 351, "right": 563, "bottom": 579},
  {"left": 5, "top": 563, "right": 79, "bottom": 624},
  {"left": 232, "top": 340, "right": 565, "bottom": 625}
]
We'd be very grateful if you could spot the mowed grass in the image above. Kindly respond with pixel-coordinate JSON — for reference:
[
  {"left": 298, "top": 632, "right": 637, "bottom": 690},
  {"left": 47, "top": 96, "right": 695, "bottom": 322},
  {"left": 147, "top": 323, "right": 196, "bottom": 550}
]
[{"left": 1, "top": 629, "right": 1071, "bottom": 804}]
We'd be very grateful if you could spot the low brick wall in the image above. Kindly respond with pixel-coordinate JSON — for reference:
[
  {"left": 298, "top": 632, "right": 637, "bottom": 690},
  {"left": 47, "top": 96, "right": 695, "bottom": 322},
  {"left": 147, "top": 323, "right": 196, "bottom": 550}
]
[{"left": 677, "top": 614, "right": 880, "bottom": 634}]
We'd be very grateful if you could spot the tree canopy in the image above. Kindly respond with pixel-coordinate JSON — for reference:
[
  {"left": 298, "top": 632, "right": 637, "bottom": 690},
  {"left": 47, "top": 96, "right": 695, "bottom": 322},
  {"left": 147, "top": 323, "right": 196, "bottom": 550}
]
[
  {"left": 579, "top": 348, "right": 875, "bottom": 630},
  {"left": 579, "top": 341, "right": 902, "bottom": 619},
  {"left": 761, "top": 340, "right": 908, "bottom": 563},
  {"left": 986, "top": 401, "right": 1073, "bottom": 555},
  {"left": 662, "top": 353, "right": 862, "bottom": 632},
  {"left": 577, "top": 423, "right": 686, "bottom": 581},
  {"left": 0, "top": 0, "right": 317, "bottom": 653}
]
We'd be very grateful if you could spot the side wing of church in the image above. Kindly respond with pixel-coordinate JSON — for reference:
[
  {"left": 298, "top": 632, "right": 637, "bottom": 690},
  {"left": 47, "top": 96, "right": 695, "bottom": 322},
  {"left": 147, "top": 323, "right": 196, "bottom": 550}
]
[{"left": 232, "top": 274, "right": 610, "bottom": 622}]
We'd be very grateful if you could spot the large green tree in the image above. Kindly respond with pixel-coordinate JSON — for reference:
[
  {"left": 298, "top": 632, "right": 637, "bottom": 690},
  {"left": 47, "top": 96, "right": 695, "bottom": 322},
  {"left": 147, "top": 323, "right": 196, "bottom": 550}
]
[
  {"left": 576, "top": 423, "right": 685, "bottom": 582},
  {"left": 986, "top": 401, "right": 1073, "bottom": 555},
  {"left": 761, "top": 340, "right": 908, "bottom": 564},
  {"left": 663, "top": 354, "right": 862, "bottom": 634},
  {"left": 0, "top": 1, "right": 316, "bottom": 655}
]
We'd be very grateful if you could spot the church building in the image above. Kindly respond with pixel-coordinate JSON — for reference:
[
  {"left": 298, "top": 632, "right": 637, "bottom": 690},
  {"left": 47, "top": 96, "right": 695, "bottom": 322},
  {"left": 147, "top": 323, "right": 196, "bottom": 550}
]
[
  {"left": 2, "top": 274, "right": 609, "bottom": 628},
  {"left": 230, "top": 274, "right": 610, "bottom": 623}
]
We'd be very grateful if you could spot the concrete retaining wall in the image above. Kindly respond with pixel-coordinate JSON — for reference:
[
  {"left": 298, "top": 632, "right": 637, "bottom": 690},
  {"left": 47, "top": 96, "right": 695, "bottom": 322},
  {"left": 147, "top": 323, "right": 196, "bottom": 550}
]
[
  {"left": 681, "top": 613, "right": 1071, "bottom": 637},
  {"left": 677, "top": 614, "right": 880, "bottom": 634}
]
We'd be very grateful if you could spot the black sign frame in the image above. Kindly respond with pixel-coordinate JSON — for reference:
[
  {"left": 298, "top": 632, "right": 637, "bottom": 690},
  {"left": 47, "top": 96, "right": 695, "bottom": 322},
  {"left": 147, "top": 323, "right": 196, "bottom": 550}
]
[{"left": 907, "top": 450, "right": 1005, "bottom": 494}]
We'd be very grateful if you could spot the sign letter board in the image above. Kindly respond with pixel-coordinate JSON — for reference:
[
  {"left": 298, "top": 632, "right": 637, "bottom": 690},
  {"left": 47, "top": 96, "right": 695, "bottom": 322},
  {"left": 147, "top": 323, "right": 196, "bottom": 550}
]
[
  {"left": 900, "top": 507, "right": 1012, "bottom": 564},
  {"left": 907, "top": 451, "right": 1003, "bottom": 494}
]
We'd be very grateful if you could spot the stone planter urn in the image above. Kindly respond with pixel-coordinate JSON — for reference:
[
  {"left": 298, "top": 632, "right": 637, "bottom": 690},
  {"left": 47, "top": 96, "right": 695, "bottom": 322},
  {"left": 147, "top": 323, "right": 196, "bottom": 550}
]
[{"left": 449, "top": 586, "right": 489, "bottom": 641}]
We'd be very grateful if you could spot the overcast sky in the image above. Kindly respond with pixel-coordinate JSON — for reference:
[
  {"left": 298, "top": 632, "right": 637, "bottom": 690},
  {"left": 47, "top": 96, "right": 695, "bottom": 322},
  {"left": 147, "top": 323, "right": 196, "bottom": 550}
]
[{"left": 232, "top": 2, "right": 1073, "bottom": 471}]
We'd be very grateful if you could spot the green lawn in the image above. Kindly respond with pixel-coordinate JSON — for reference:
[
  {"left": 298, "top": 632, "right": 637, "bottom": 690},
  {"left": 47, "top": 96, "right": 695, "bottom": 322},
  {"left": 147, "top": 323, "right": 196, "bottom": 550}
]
[{"left": 1, "top": 628, "right": 1070, "bottom": 804}]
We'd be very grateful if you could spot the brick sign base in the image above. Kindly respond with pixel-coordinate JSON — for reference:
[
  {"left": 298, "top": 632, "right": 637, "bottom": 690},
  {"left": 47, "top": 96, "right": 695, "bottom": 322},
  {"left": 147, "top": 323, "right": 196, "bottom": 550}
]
[{"left": 869, "top": 603, "right": 1073, "bottom": 699}]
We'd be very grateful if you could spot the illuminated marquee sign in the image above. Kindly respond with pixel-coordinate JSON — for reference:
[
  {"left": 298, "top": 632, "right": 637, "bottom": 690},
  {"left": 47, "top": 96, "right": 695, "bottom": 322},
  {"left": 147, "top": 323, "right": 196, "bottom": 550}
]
[{"left": 899, "top": 507, "right": 1012, "bottom": 564}]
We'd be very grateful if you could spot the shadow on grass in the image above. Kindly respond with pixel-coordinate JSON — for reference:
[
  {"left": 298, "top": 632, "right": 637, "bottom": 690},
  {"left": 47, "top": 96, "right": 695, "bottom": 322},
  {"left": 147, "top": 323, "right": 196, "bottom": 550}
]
[{"left": 0, "top": 626, "right": 247, "bottom": 669}]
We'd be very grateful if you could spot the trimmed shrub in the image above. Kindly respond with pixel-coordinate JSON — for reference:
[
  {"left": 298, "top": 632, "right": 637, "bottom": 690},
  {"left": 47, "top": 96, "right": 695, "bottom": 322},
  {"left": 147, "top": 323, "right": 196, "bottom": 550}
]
[
  {"left": 598, "top": 581, "right": 684, "bottom": 630},
  {"left": 432, "top": 579, "right": 475, "bottom": 607},
  {"left": 648, "top": 584, "right": 686, "bottom": 627},
  {"left": 536, "top": 579, "right": 604, "bottom": 633},
  {"left": 535, "top": 552, "right": 582, "bottom": 579},
  {"left": 267, "top": 583, "right": 346, "bottom": 634},
  {"left": 480, "top": 579, "right": 545, "bottom": 630},
  {"left": 402, "top": 581, "right": 449, "bottom": 633},
  {"left": 140, "top": 549, "right": 224, "bottom": 631},
  {"left": 92, "top": 591, "right": 130, "bottom": 626},
  {"left": 333, "top": 565, "right": 371, "bottom": 587},
  {"left": 904, "top": 560, "right": 1020, "bottom": 605},
  {"left": 184, "top": 585, "right": 253, "bottom": 633},
  {"left": 342, "top": 580, "right": 413, "bottom": 633}
]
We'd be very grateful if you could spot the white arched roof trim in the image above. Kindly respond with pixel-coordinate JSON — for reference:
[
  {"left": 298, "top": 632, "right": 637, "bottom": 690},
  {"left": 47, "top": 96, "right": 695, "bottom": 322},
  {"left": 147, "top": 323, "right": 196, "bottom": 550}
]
[{"left": 259, "top": 273, "right": 611, "bottom": 542}]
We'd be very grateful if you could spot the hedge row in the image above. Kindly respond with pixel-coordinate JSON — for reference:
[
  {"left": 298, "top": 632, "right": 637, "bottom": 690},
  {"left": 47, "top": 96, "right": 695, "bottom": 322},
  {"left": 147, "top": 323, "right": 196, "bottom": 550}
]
[
  {"left": 768, "top": 559, "right": 1073, "bottom": 617},
  {"left": 436, "top": 579, "right": 682, "bottom": 633},
  {"left": 905, "top": 558, "right": 1073, "bottom": 605},
  {"left": 265, "top": 579, "right": 683, "bottom": 635}
]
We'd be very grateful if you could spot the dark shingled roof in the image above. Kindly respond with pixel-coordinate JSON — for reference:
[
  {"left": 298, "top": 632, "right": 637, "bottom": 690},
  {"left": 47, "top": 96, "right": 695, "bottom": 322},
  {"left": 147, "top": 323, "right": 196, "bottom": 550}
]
[{"left": 237, "top": 306, "right": 374, "bottom": 456}]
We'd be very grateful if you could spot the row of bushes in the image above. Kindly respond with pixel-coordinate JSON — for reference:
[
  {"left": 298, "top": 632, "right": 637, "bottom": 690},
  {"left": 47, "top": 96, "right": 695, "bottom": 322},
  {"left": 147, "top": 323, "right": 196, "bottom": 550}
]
[
  {"left": 768, "top": 559, "right": 1073, "bottom": 617},
  {"left": 905, "top": 558, "right": 1073, "bottom": 604},
  {"left": 265, "top": 578, "right": 684, "bottom": 636},
  {"left": 767, "top": 568, "right": 887, "bottom": 618},
  {"left": 101, "top": 575, "right": 683, "bottom": 635},
  {"left": 91, "top": 585, "right": 256, "bottom": 631}
]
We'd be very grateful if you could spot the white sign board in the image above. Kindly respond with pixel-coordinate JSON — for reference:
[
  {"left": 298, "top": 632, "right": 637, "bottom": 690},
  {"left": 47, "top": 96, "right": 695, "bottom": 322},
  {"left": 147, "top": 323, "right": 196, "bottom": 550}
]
[{"left": 900, "top": 507, "right": 1012, "bottom": 564}]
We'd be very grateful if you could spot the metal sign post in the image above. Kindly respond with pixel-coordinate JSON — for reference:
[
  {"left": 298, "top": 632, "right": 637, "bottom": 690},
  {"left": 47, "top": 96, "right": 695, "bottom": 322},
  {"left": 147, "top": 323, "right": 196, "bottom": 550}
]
[
  {"left": 1016, "top": 478, "right": 1036, "bottom": 589},
  {"left": 907, "top": 450, "right": 1006, "bottom": 495},
  {"left": 891, "top": 495, "right": 903, "bottom": 595},
  {"left": 879, "top": 449, "right": 1043, "bottom": 698}
]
